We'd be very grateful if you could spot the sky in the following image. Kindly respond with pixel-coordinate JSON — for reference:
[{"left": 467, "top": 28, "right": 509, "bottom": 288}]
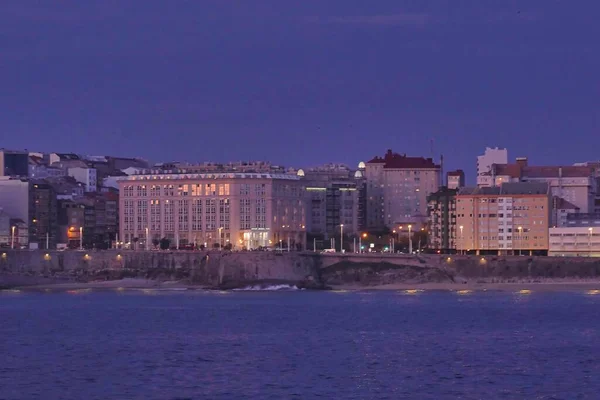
[{"left": 1, "top": 0, "right": 599, "bottom": 180}]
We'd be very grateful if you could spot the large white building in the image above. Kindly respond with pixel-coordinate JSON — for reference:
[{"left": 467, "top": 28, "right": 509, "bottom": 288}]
[
  {"left": 118, "top": 172, "right": 307, "bottom": 250},
  {"left": 477, "top": 147, "right": 508, "bottom": 187},
  {"left": 365, "top": 150, "right": 440, "bottom": 230}
]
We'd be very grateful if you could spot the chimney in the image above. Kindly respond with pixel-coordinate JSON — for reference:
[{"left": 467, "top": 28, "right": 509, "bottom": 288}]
[{"left": 515, "top": 157, "right": 528, "bottom": 168}]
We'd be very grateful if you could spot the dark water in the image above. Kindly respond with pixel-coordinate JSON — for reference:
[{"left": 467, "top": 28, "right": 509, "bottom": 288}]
[{"left": 2, "top": 289, "right": 600, "bottom": 400}]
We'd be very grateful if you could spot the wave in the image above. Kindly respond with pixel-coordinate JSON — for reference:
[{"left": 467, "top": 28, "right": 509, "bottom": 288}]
[{"left": 232, "top": 284, "right": 301, "bottom": 292}]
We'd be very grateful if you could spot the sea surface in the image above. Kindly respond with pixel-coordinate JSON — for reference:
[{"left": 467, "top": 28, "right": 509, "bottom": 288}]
[{"left": 2, "top": 288, "right": 600, "bottom": 400}]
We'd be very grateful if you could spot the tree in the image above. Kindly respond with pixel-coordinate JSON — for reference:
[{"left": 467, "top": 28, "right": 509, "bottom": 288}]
[
  {"left": 223, "top": 243, "right": 232, "bottom": 251},
  {"left": 213, "top": 243, "right": 221, "bottom": 249},
  {"left": 159, "top": 237, "right": 170, "bottom": 250},
  {"left": 132, "top": 237, "right": 139, "bottom": 250},
  {"left": 152, "top": 239, "right": 160, "bottom": 249}
]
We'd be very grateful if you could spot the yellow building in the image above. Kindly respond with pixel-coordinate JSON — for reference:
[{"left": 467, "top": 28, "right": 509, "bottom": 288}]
[{"left": 455, "top": 182, "right": 551, "bottom": 255}]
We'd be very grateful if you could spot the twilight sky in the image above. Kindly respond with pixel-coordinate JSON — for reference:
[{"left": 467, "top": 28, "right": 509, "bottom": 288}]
[{"left": 1, "top": 0, "right": 599, "bottom": 179}]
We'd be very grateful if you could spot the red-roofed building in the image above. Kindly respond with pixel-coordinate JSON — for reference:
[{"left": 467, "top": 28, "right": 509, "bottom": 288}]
[{"left": 365, "top": 149, "right": 441, "bottom": 229}]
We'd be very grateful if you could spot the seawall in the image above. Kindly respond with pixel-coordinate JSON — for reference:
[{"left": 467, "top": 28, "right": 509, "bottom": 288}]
[
  {"left": 3, "top": 250, "right": 600, "bottom": 289},
  {"left": 0, "top": 250, "right": 321, "bottom": 290}
]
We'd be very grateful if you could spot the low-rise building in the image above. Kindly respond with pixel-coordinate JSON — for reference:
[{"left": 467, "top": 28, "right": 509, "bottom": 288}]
[
  {"left": 549, "top": 227, "right": 600, "bottom": 257},
  {"left": 118, "top": 172, "right": 306, "bottom": 250},
  {"left": 456, "top": 182, "right": 551, "bottom": 255},
  {"left": 0, "top": 149, "right": 29, "bottom": 177}
]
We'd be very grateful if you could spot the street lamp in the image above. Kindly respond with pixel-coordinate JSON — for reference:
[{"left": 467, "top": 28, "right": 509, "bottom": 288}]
[
  {"left": 392, "top": 230, "right": 396, "bottom": 254},
  {"left": 79, "top": 227, "right": 83, "bottom": 250},
  {"left": 408, "top": 225, "right": 413, "bottom": 254},
  {"left": 589, "top": 227, "right": 593, "bottom": 257},
  {"left": 359, "top": 232, "right": 367, "bottom": 253},
  {"left": 340, "top": 224, "right": 344, "bottom": 253},
  {"left": 11, "top": 226, "right": 15, "bottom": 249},
  {"left": 459, "top": 225, "right": 464, "bottom": 255},
  {"left": 145, "top": 227, "right": 149, "bottom": 250},
  {"left": 218, "top": 227, "right": 223, "bottom": 249},
  {"left": 517, "top": 226, "right": 523, "bottom": 256}
]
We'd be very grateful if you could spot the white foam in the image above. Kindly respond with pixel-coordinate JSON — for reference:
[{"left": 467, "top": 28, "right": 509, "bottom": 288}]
[{"left": 232, "top": 284, "right": 301, "bottom": 292}]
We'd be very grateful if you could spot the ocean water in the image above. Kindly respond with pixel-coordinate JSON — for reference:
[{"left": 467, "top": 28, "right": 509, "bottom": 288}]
[{"left": 2, "top": 288, "right": 600, "bottom": 399}]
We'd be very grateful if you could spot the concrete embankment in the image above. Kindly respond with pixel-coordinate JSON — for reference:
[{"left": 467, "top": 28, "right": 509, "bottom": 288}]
[{"left": 2, "top": 250, "right": 600, "bottom": 290}]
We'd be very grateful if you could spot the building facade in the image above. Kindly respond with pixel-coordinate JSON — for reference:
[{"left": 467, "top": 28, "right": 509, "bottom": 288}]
[
  {"left": 68, "top": 167, "right": 98, "bottom": 192},
  {"left": 427, "top": 187, "right": 458, "bottom": 253},
  {"left": 447, "top": 170, "right": 465, "bottom": 190},
  {"left": 477, "top": 147, "right": 508, "bottom": 187},
  {"left": 301, "top": 164, "right": 362, "bottom": 238},
  {"left": 549, "top": 227, "right": 600, "bottom": 257},
  {"left": 118, "top": 173, "right": 306, "bottom": 250},
  {"left": 456, "top": 182, "right": 551, "bottom": 255},
  {"left": 365, "top": 150, "right": 441, "bottom": 230},
  {"left": 0, "top": 149, "right": 29, "bottom": 177}
]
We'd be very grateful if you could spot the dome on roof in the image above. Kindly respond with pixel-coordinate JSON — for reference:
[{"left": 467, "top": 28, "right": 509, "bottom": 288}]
[
  {"left": 354, "top": 170, "right": 363, "bottom": 178},
  {"left": 358, "top": 161, "right": 366, "bottom": 169},
  {"left": 297, "top": 169, "right": 305, "bottom": 177}
]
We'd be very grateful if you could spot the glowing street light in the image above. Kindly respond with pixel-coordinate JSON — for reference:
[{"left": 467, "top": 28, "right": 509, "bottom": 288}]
[{"left": 408, "top": 225, "right": 413, "bottom": 254}]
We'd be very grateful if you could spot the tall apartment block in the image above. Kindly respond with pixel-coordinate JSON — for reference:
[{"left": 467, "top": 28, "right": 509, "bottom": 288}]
[
  {"left": 455, "top": 182, "right": 551, "bottom": 255},
  {"left": 427, "top": 187, "right": 458, "bottom": 253},
  {"left": 118, "top": 172, "right": 306, "bottom": 250},
  {"left": 365, "top": 150, "right": 440, "bottom": 230}
]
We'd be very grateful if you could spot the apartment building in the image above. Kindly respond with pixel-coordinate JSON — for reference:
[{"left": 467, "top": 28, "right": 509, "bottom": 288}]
[
  {"left": 481, "top": 158, "right": 596, "bottom": 225},
  {"left": 365, "top": 150, "right": 441, "bottom": 230},
  {"left": 118, "top": 172, "right": 306, "bottom": 250},
  {"left": 455, "top": 182, "right": 551, "bottom": 255},
  {"left": 427, "top": 187, "right": 458, "bottom": 253},
  {"left": 300, "top": 164, "right": 363, "bottom": 238}
]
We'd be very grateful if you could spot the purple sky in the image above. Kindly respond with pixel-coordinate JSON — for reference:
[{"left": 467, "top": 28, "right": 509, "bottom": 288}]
[{"left": 1, "top": 0, "right": 599, "bottom": 179}]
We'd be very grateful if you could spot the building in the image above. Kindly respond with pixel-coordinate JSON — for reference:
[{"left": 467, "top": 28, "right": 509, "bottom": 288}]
[
  {"left": 0, "top": 177, "right": 57, "bottom": 249},
  {"left": 447, "top": 170, "right": 465, "bottom": 190},
  {"left": 118, "top": 172, "right": 306, "bottom": 250},
  {"left": 549, "top": 227, "right": 600, "bottom": 257},
  {"left": 0, "top": 149, "right": 29, "bottom": 177},
  {"left": 565, "top": 213, "right": 600, "bottom": 228},
  {"left": 0, "top": 209, "right": 10, "bottom": 248},
  {"left": 68, "top": 167, "right": 98, "bottom": 192},
  {"left": 29, "top": 181, "right": 57, "bottom": 249},
  {"left": 427, "top": 187, "right": 458, "bottom": 253},
  {"left": 57, "top": 192, "right": 118, "bottom": 249},
  {"left": 574, "top": 161, "right": 600, "bottom": 213},
  {"left": 300, "top": 164, "right": 362, "bottom": 239},
  {"left": 486, "top": 159, "right": 596, "bottom": 217},
  {"left": 477, "top": 147, "right": 508, "bottom": 187},
  {"left": 365, "top": 150, "right": 441, "bottom": 230},
  {"left": 553, "top": 197, "right": 580, "bottom": 228},
  {"left": 456, "top": 182, "right": 551, "bottom": 255}
]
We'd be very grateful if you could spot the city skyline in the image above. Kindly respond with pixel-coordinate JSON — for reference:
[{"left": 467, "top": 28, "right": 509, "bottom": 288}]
[{"left": 2, "top": 0, "right": 599, "bottom": 181}]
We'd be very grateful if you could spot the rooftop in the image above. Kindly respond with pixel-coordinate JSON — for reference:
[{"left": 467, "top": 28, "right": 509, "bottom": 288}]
[
  {"left": 121, "top": 172, "right": 301, "bottom": 182},
  {"left": 459, "top": 182, "right": 549, "bottom": 196},
  {"left": 367, "top": 149, "right": 439, "bottom": 169}
]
